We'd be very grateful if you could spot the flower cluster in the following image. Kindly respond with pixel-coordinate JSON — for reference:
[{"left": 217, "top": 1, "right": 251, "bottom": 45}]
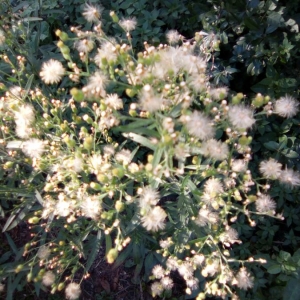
[{"left": 0, "top": 4, "right": 299, "bottom": 300}]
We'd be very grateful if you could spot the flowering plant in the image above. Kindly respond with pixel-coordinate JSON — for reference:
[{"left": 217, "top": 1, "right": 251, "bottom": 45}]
[{"left": 0, "top": 3, "right": 299, "bottom": 300}]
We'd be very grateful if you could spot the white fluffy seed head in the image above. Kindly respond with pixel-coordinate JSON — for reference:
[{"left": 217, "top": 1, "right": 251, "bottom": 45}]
[
  {"left": 228, "top": 105, "right": 255, "bottom": 129},
  {"left": 40, "top": 59, "right": 65, "bottom": 84},
  {"left": 235, "top": 267, "right": 254, "bottom": 290},
  {"left": 119, "top": 17, "right": 137, "bottom": 32},
  {"left": 255, "top": 194, "right": 276, "bottom": 214},
  {"left": 259, "top": 158, "right": 282, "bottom": 179},
  {"left": 185, "top": 111, "right": 215, "bottom": 140},
  {"left": 279, "top": 168, "right": 300, "bottom": 187},
  {"left": 274, "top": 95, "right": 299, "bottom": 118},
  {"left": 200, "top": 139, "right": 229, "bottom": 161},
  {"left": 65, "top": 282, "right": 81, "bottom": 300}
]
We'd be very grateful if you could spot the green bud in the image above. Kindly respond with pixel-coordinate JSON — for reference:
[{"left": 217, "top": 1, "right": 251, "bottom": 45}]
[
  {"left": 57, "top": 40, "right": 64, "bottom": 48},
  {"left": 83, "top": 136, "right": 93, "bottom": 150},
  {"left": 112, "top": 168, "right": 124, "bottom": 178},
  {"left": 38, "top": 269, "right": 46, "bottom": 276},
  {"left": 57, "top": 282, "right": 65, "bottom": 291},
  {"left": 80, "top": 127, "right": 88, "bottom": 134},
  {"left": 248, "top": 195, "right": 257, "bottom": 202},
  {"left": 97, "top": 174, "right": 109, "bottom": 183},
  {"left": 28, "top": 216, "right": 40, "bottom": 224},
  {"left": 4, "top": 161, "right": 14, "bottom": 169},
  {"left": 252, "top": 93, "right": 264, "bottom": 108},
  {"left": 192, "top": 156, "right": 199, "bottom": 165},
  {"left": 15, "top": 264, "right": 24, "bottom": 273},
  {"left": 106, "top": 210, "right": 114, "bottom": 220},
  {"left": 125, "top": 88, "right": 136, "bottom": 97},
  {"left": 236, "top": 93, "right": 244, "bottom": 100},
  {"left": 62, "top": 53, "right": 71, "bottom": 60},
  {"left": 90, "top": 182, "right": 101, "bottom": 191},
  {"left": 115, "top": 200, "right": 125, "bottom": 212},
  {"left": 231, "top": 96, "right": 241, "bottom": 105},
  {"left": 106, "top": 248, "right": 118, "bottom": 264},
  {"left": 234, "top": 190, "right": 242, "bottom": 201},
  {"left": 60, "top": 32, "right": 69, "bottom": 41},
  {"left": 162, "top": 134, "right": 172, "bottom": 145},
  {"left": 238, "top": 136, "right": 250, "bottom": 146},
  {"left": 196, "top": 293, "right": 206, "bottom": 300},
  {"left": 147, "top": 154, "right": 153, "bottom": 163},
  {"left": 64, "top": 136, "right": 76, "bottom": 148},
  {"left": 100, "top": 103, "right": 107, "bottom": 111},
  {"left": 55, "top": 29, "right": 62, "bottom": 37},
  {"left": 211, "top": 224, "right": 218, "bottom": 230},
  {"left": 60, "top": 45, "right": 70, "bottom": 55},
  {"left": 264, "top": 95, "right": 271, "bottom": 103},
  {"left": 101, "top": 212, "right": 108, "bottom": 219},
  {"left": 129, "top": 109, "right": 137, "bottom": 117},
  {"left": 27, "top": 272, "right": 33, "bottom": 282},
  {"left": 110, "top": 11, "right": 119, "bottom": 22}
]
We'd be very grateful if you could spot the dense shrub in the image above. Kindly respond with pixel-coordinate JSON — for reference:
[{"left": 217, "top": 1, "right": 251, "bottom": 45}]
[{"left": 0, "top": 1, "right": 299, "bottom": 300}]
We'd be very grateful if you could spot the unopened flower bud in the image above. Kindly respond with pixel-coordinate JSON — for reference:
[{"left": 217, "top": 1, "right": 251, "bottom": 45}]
[{"left": 106, "top": 248, "right": 118, "bottom": 264}]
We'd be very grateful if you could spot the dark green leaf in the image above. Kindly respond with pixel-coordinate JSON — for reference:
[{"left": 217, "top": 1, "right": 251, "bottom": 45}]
[
  {"left": 264, "top": 141, "right": 279, "bottom": 151},
  {"left": 267, "top": 264, "right": 282, "bottom": 274},
  {"left": 283, "top": 278, "right": 300, "bottom": 300},
  {"left": 85, "top": 231, "right": 102, "bottom": 271},
  {"left": 113, "top": 243, "right": 133, "bottom": 269}
]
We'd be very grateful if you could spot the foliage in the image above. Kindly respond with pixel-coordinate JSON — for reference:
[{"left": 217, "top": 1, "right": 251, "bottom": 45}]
[{"left": 0, "top": 1, "right": 299, "bottom": 300}]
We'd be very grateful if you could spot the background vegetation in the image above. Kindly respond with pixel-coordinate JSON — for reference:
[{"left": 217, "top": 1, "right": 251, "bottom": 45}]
[{"left": 0, "top": 0, "right": 299, "bottom": 299}]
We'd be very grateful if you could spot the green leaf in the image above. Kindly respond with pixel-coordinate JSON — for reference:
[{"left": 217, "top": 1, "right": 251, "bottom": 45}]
[
  {"left": 277, "top": 78, "right": 297, "bottom": 89},
  {"left": 282, "top": 150, "right": 299, "bottom": 159},
  {"left": 266, "top": 0, "right": 277, "bottom": 11},
  {"left": 35, "top": 190, "right": 44, "bottom": 205},
  {"left": 22, "top": 17, "right": 43, "bottom": 22},
  {"left": 105, "top": 234, "right": 112, "bottom": 255},
  {"left": 126, "top": 8, "right": 135, "bottom": 15},
  {"left": 283, "top": 278, "right": 300, "bottom": 300},
  {"left": 4, "top": 232, "right": 18, "bottom": 255},
  {"left": 133, "top": 262, "right": 143, "bottom": 283},
  {"left": 2, "top": 200, "right": 35, "bottom": 232},
  {"left": 123, "top": 132, "right": 156, "bottom": 150},
  {"left": 152, "top": 147, "right": 163, "bottom": 170},
  {"left": 113, "top": 243, "right": 133, "bottom": 269},
  {"left": 0, "top": 251, "right": 12, "bottom": 264},
  {"left": 244, "top": 17, "right": 259, "bottom": 30},
  {"left": 267, "top": 264, "right": 282, "bottom": 274},
  {"left": 251, "top": 78, "right": 273, "bottom": 94},
  {"left": 119, "top": 0, "right": 132, "bottom": 9},
  {"left": 144, "top": 252, "right": 155, "bottom": 275},
  {"left": 6, "top": 272, "right": 25, "bottom": 300},
  {"left": 24, "top": 74, "right": 34, "bottom": 97},
  {"left": 85, "top": 231, "right": 102, "bottom": 271},
  {"left": 266, "top": 11, "right": 284, "bottom": 33},
  {"left": 266, "top": 65, "right": 278, "bottom": 79},
  {"left": 280, "top": 251, "right": 292, "bottom": 261},
  {"left": 248, "top": 0, "right": 260, "bottom": 8},
  {"left": 264, "top": 141, "right": 279, "bottom": 151}
]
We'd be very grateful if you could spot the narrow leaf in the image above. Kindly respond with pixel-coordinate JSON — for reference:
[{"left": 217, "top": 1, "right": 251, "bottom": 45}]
[
  {"left": 2, "top": 201, "right": 34, "bottom": 232},
  {"left": 4, "top": 232, "right": 18, "bottom": 255},
  {"left": 86, "top": 232, "right": 102, "bottom": 271},
  {"left": 113, "top": 243, "right": 133, "bottom": 269},
  {"left": 105, "top": 234, "right": 112, "bottom": 255},
  {"left": 123, "top": 132, "right": 156, "bottom": 150}
]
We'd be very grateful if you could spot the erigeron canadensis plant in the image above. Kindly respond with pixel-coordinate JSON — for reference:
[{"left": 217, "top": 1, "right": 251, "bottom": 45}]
[{"left": 0, "top": 3, "right": 299, "bottom": 299}]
